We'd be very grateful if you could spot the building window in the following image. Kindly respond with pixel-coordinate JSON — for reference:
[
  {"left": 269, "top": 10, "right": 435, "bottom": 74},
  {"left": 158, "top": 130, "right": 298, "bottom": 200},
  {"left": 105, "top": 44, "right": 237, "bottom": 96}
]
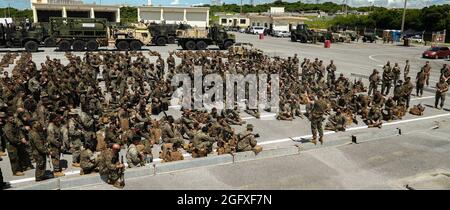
[
  {"left": 240, "top": 19, "right": 246, "bottom": 24},
  {"left": 257, "top": 22, "right": 260, "bottom": 26},
  {"left": 221, "top": 18, "right": 227, "bottom": 24},
  {"left": 229, "top": 20, "right": 232, "bottom": 23}
]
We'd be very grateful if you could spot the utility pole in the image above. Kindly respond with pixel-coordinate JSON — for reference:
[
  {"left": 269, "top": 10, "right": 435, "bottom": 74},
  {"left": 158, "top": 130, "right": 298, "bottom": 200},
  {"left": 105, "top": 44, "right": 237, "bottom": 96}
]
[
  {"left": 401, "top": 0, "right": 408, "bottom": 36},
  {"left": 240, "top": 0, "right": 243, "bottom": 14}
]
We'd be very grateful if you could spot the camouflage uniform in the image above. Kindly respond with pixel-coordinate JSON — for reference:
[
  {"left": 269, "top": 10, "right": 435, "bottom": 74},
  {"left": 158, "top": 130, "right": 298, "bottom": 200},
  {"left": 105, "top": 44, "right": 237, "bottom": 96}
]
[
  {"left": 98, "top": 148, "right": 123, "bottom": 186},
  {"left": 416, "top": 70, "right": 426, "bottom": 97},
  {"left": 309, "top": 95, "right": 328, "bottom": 144},
  {"left": 68, "top": 115, "right": 83, "bottom": 165},
  {"left": 368, "top": 69, "right": 380, "bottom": 96},
  {"left": 236, "top": 126, "right": 257, "bottom": 152},
  {"left": 435, "top": 79, "right": 449, "bottom": 109},
  {"left": 28, "top": 124, "right": 48, "bottom": 181},
  {"left": 47, "top": 122, "right": 63, "bottom": 173},
  {"left": 381, "top": 66, "right": 393, "bottom": 95}
]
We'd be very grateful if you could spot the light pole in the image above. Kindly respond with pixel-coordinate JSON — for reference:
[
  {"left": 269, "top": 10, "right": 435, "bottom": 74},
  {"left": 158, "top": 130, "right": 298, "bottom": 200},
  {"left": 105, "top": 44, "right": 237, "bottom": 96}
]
[{"left": 401, "top": 0, "right": 408, "bottom": 36}]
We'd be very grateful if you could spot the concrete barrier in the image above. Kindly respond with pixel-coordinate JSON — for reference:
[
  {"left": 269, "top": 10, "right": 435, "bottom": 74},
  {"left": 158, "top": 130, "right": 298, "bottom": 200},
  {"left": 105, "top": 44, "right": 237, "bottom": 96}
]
[
  {"left": 253, "top": 146, "right": 299, "bottom": 160},
  {"left": 233, "top": 147, "right": 299, "bottom": 163},
  {"left": 232, "top": 151, "right": 256, "bottom": 162},
  {"left": 154, "top": 154, "right": 233, "bottom": 174},
  {"left": 60, "top": 174, "right": 103, "bottom": 189}
]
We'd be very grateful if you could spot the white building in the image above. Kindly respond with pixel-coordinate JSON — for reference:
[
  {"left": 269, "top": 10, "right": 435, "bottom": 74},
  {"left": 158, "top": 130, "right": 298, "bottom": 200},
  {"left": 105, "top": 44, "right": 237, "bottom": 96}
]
[
  {"left": 31, "top": 0, "right": 120, "bottom": 23},
  {"left": 138, "top": 6, "right": 210, "bottom": 28}
]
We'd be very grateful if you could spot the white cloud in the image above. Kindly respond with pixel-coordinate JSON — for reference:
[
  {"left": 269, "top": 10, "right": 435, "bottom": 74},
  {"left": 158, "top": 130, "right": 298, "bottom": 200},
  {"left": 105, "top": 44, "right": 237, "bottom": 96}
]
[{"left": 171, "top": 0, "right": 180, "bottom": 5}]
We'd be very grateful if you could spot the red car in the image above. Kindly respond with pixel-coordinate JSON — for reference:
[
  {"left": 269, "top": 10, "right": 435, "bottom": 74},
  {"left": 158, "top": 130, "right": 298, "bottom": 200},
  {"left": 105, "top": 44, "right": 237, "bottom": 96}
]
[{"left": 422, "top": 46, "right": 450, "bottom": 59}]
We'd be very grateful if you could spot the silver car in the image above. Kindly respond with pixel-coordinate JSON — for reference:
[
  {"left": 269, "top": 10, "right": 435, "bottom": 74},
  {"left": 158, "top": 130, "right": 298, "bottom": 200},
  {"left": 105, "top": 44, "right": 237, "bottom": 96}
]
[{"left": 273, "top": 30, "right": 291, "bottom": 38}]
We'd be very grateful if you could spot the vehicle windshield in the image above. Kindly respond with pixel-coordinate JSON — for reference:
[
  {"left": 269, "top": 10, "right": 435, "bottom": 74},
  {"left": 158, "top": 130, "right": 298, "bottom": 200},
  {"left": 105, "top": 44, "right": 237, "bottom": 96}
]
[{"left": 428, "top": 47, "right": 440, "bottom": 51}]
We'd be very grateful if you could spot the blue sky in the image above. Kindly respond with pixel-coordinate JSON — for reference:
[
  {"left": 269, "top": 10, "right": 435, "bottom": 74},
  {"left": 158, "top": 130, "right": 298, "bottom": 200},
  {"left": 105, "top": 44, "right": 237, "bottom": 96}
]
[{"left": 1, "top": 0, "right": 449, "bottom": 9}]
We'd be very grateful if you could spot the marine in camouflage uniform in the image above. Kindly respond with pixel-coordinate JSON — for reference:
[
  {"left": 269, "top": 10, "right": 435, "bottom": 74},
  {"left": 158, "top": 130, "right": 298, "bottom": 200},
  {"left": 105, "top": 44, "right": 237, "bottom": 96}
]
[
  {"left": 126, "top": 135, "right": 145, "bottom": 168},
  {"left": 98, "top": 144, "right": 124, "bottom": 188},
  {"left": 80, "top": 140, "right": 98, "bottom": 175},
  {"left": 368, "top": 69, "right": 380, "bottom": 96},
  {"left": 308, "top": 92, "right": 328, "bottom": 145},
  {"left": 381, "top": 63, "right": 393, "bottom": 95},
  {"left": 192, "top": 126, "right": 216, "bottom": 156},
  {"left": 47, "top": 114, "right": 65, "bottom": 177},
  {"left": 161, "top": 116, "right": 184, "bottom": 148},
  {"left": 416, "top": 69, "right": 427, "bottom": 97},
  {"left": 435, "top": 77, "right": 449, "bottom": 109},
  {"left": 236, "top": 124, "right": 258, "bottom": 152},
  {"left": 28, "top": 121, "right": 48, "bottom": 181},
  {"left": 3, "top": 115, "right": 28, "bottom": 176},
  {"left": 68, "top": 110, "right": 83, "bottom": 167}
]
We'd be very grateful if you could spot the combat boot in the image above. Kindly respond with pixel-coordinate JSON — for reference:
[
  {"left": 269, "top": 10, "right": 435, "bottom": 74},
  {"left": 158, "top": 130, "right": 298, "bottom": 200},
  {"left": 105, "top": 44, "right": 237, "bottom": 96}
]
[
  {"left": 0, "top": 151, "right": 6, "bottom": 156},
  {"left": 113, "top": 181, "right": 124, "bottom": 189},
  {"left": 319, "top": 137, "right": 324, "bottom": 145},
  {"left": 53, "top": 171, "right": 65, "bottom": 177},
  {"left": 72, "top": 163, "right": 80, "bottom": 168},
  {"left": 310, "top": 137, "right": 317, "bottom": 145},
  {"left": 14, "top": 172, "right": 25, "bottom": 176}
]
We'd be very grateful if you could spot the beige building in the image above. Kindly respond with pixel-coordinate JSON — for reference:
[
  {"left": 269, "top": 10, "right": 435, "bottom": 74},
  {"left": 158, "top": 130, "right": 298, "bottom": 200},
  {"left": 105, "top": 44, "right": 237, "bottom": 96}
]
[
  {"left": 138, "top": 6, "right": 210, "bottom": 28},
  {"left": 31, "top": 0, "right": 120, "bottom": 23},
  {"left": 215, "top": 7, "right": 310, "bottom": 32},
  {"left": 216, "top": 13, "right": 250, "bottom": 28}
]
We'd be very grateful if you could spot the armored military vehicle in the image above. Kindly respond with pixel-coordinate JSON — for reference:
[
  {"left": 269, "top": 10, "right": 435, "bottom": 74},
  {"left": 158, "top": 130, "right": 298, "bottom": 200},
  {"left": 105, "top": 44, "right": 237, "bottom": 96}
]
[
  {"left": 290, "top": 24, "right": 318, "bottom": 43},
  {"left": 49, "top": 17, "right": 152, "bottom": 51},
  {"left": 147, "top": 22, "right": 191, "bottom": 45},
  {"left": 0, "top": 22, "right": 51, "bottom": 52},
  {"left": 177, "top": 26, "right": 235, "bottom": 50}
]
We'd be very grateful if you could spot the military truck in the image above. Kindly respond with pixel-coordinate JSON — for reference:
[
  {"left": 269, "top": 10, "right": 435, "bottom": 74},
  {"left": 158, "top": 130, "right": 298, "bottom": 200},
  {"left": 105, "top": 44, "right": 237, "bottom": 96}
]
[
  {"left": 49, "top": 17, "right": 152, "bottom": 51},
  {"left": 0, "top": 22, "right": 52, "bottom": 52},
  {"left": 362, "top": 32, "right": 377, "bottom": 43},
  {"left": 147, "top": 22, "right": 191, "bottom": 45},
  {"left": 290, "top": 24, "right": 318, "bottom": 43},
  {"left": 177, "top": 26, "right": 235, "bottom": 50}
]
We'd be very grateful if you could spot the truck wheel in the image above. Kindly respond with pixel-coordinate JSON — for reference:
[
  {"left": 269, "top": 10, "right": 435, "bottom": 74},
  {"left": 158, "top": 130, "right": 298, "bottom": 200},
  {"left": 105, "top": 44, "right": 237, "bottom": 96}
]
[
  {"left": 58, "top": 40, "right": 71, "bottom": 51},
  {"left": 168, "top": 36, "right": 176, "bottom": 44},
  {"left": 72, "top": 40, "right": 85, "bottom": 51},
  {"left": 223, "top": 41, "right": 233, "bottom": 50},
  {"left": 300, "top": 36, "right": 307, "bottom": 43},
  {"left": 86, "top": 40, "right": 98, "bottom": 51},
  {"left": 116, "top": 41, "right": 129, "bottom": 51},
  {"left": 196, "top": 41, "right": 207, "bottom": 50},
  {"left": 185, "top": 40, "right": 196, "bottom": 50},
  {"left": 130, "top": 40, "right": 142, "bottom": 51},
  {"left": 24, "top": 41, "right": 38, "bottom": 52},
  {"left": 291, "top": 34, "right": 297, "bottom": 42},
  {"left": 156, "top": 37, "right": 167, "bottom": 46},
  {"left": 44, "top": 37, "right": 56, "bottom": 47}
]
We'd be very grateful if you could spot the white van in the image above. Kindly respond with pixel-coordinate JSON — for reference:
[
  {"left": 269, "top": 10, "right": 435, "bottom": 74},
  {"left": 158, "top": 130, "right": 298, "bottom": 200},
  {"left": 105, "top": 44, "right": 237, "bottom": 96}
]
[{"left": 249, "top": 26, "right": 266, "bottom": 35}]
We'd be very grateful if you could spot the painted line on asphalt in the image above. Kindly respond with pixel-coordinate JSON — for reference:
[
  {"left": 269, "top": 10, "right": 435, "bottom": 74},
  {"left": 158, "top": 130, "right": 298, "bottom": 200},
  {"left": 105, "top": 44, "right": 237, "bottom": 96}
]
[
  {"left": 410, "top": 96, "right": 435, "bottom": 101},
  {"left": 259, "top": 112, "right": 450, "bottom": 145}
]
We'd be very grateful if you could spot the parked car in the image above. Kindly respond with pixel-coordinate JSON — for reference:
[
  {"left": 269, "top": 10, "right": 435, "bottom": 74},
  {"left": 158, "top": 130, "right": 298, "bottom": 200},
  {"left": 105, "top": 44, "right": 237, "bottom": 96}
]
[
  {"left": 249, "top": 26, "right": 266, "bottom": 35},
  {"left": 409, "top": 35, "right": 423, "bottom": 44},
  {"left": 273, "top": 30, "right": 291, "bottom": 38},
  {"left": 422, "top": 46, "right": 450, "bottom": 59},
  {"left": 239, "top": 28, "right": 246, "bottom": 33}
]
